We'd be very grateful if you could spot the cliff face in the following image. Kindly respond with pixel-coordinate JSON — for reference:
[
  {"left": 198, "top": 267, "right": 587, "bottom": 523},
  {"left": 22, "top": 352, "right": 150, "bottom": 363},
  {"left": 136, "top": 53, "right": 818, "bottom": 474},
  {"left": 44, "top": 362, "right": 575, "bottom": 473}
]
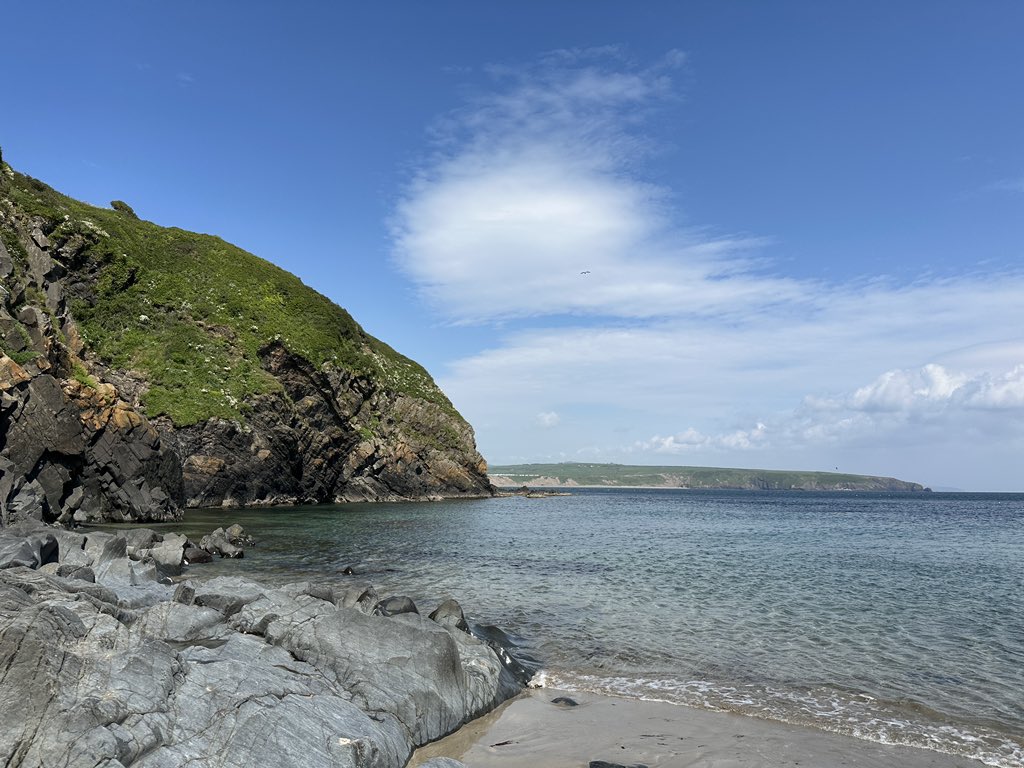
[
  {"left": 170, "top": 342, "right": 491, "bottom": 507},
  {"left": 0, "top": 161, "right": 492, "bottom": 525}
]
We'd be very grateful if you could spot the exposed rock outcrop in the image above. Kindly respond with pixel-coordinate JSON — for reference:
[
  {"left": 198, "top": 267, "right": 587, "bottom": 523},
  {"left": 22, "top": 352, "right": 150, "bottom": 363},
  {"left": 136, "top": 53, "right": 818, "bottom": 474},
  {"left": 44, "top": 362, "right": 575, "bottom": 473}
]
[
  {"left": 0, "top": 159, "right": 493, "bottom": 525},
  {"left": 1, "top": 212, "right": 182, "bottom": 526},
  {"left": 170, "top": 341, "right": 492, "bottom": 507},
  {"left": 0, "top": 524, "right": 519, "bottom": 767}
]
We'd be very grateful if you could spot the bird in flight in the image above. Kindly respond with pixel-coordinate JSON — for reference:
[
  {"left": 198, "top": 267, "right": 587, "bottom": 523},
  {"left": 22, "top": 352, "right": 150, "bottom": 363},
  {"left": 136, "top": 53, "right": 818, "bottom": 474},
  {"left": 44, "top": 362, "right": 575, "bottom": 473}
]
[{"left": 580, "top": 270, "right": 591, "bottom": 275}]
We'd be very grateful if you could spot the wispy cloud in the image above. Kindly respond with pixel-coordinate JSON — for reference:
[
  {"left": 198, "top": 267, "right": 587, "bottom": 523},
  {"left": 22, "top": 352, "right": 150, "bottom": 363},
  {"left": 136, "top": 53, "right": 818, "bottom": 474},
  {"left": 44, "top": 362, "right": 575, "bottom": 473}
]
[
  {"left": 392, "top": 50, "right": 1024, "bottom": 488},
  {"left": 535, "top": 411, "right": 561, "bottom": 428},
  {"left": 987, "top": 176, "right": 1024, "bottom": 194},
  {"left": 392, "top": 49, "right": 800, "bottom": 323}
]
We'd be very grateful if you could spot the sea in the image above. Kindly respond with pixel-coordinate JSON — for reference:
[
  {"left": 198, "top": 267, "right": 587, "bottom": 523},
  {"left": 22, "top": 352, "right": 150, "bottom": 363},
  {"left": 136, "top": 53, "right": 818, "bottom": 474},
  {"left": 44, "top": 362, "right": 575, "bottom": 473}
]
[{"left": 165, "top": 489, "right": 1024, "bottom": 768}]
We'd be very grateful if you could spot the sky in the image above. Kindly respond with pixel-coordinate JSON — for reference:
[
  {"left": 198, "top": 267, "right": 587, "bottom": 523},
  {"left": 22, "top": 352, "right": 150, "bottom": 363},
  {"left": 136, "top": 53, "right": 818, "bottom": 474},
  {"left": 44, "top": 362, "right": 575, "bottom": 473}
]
[{"left": 2, "top": 2, "right": 1023, "bottom": 491}]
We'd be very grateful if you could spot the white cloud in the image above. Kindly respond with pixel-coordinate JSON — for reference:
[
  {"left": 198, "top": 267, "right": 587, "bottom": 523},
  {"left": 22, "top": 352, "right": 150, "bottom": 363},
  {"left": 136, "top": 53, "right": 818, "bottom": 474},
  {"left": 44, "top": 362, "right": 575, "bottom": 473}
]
[
  {"left": 629, "top": 363, "right": 1024, "bottom": 468},
  {"left": 849, "top": 364, "right": 970, "bottom": 412},
  {"left": 973, "top": 365, "right": 1024, "bottom": 408},
  {"left": 535, "top": 411, "right": 561, "bottom": 428},
  {"left": 392, "top": 49, "right": 1024, "bottom": 489},
  {"left": 639, "top": 423, "right": 768, "bottom": 454},
  {"left": 392, "top": 51, "right": 800, "bottom": 323},
  {"left": 846, "top": 364, "right": 1024, "bottom": 413}
]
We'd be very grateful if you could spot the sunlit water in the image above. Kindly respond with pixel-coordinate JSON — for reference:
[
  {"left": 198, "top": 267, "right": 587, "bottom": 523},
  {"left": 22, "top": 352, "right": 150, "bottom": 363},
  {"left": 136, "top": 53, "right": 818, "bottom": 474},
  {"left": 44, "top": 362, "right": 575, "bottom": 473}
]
[{"left": 159, "top": 490, "right": 1024, "bottom": 767}]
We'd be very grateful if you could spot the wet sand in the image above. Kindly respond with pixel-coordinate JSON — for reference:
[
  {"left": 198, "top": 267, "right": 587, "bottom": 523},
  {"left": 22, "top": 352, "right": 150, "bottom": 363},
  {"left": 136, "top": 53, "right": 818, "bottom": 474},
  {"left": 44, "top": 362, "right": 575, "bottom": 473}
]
[{"left": 409, "top": 688, "right": 984, "bottom": 768}]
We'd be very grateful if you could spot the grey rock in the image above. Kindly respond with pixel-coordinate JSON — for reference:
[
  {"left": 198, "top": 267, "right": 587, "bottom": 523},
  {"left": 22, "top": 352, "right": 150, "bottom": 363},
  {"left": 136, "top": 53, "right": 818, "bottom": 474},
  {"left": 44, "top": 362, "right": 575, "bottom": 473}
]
[
  {"left": 64, "top": 484, "right": 85, "bottom": 510},
  {"left": 429, "top": 598, "right": 470, "bottom": 633},
  {"left": 193, "top": 576, "right": 265, "bottom": 617},
  {"left": 148, "top": 532, "right": 187, "bottom": 575},
  {"left": 124, "top": 527, "right": 161, "bottom": 557},
  {"left": 182, "top": 546, "right": 212, "bottom": 564},
  {"left": 7, "top": 479, "right": 46, "bottom": 521},
  {"left": 0, "top": 367, "right": 183, "bottom": 526},
  {"left": 552, "top": 695, "right": 579, "bottom": 707},
  {"left": 225, "top": 522, "right": 255, "bottom": 546},
  {"left": 83, "top": 530, "right": 127, "bottom": 566},
  {"left": 172, "top": 582, "right": 195, "bottom": 605},
  {"left": 16, "top": 305, "right": 52, "bottom": 353},
  {"left": 52, "top": 527, "right": 88, "bottom": 561},
  {"left": 0, "top": 529, "right": 521, "bottom": 768},
  {"left": 375, "top": 594, "right": 419, "bottom": 617},
  {"left": 339, "top": 584, "right": 380, "bottom": 614},
  {"left": 419, "top": 760, "right": 469, "bottom": 768},
  {"left": 59, "top": 545, "right": 92, "bottom": 568},
  {"left": 56, "top": 563, "right": 95, "bottom": 582},
  {"left": 200, "top": 527, "right": 244, "bottom": 558},
  {"left": 0, "top": 529, "right": 58, "bottom": 569}
]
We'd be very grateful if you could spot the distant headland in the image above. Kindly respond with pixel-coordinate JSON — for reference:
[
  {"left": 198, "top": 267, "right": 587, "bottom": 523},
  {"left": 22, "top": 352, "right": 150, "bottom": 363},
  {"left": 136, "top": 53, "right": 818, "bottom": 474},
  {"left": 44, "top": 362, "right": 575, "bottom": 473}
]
[{"left": 489, "top": 462, "right": 928, "bottom": 492}]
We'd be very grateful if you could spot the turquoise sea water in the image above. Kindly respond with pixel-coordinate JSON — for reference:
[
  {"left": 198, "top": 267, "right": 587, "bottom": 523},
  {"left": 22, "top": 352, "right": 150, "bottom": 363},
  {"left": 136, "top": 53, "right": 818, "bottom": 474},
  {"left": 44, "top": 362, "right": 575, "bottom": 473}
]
[{"left": 169, "top": 490, "right": 1024, "bottom": 767}]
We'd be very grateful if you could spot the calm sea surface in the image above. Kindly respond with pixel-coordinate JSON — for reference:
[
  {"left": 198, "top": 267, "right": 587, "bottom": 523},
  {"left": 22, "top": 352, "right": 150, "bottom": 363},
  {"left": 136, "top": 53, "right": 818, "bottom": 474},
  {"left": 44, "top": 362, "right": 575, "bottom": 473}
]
[{"left": 166, "top": 490, "right": 1024, "bottom": 767}]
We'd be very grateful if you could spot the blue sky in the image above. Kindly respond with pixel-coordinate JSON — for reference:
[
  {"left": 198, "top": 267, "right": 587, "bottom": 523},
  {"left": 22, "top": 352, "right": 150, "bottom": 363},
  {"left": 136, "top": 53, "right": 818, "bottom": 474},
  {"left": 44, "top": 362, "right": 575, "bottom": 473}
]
[{"left": 3, "top": 2, "right": 1023, "bottom": 490}]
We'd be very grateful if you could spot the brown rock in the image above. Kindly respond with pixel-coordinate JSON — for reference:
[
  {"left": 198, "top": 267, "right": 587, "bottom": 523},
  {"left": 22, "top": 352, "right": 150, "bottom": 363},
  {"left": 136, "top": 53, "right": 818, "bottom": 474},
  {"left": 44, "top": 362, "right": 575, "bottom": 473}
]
[{"left": 0, "top": 355, "right": 30, "bottom": 389}]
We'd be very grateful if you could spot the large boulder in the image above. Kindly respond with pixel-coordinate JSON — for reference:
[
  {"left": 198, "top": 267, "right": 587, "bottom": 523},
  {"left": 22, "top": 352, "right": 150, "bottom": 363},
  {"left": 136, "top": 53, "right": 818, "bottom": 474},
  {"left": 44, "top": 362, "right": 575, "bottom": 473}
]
[
  {"left": 429, "top": 598, "right": 470, "bottom": 633},
  {"left": 199, "top": 527, "right": 245, "bottom": 558},
  {"left": 0, "top": 529, "right": 58, "bottom": 569}
]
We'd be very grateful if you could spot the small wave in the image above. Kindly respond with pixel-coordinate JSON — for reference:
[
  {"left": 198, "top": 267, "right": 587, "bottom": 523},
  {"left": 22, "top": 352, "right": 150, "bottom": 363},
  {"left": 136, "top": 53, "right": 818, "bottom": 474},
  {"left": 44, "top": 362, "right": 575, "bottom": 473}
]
[{"left": 537, "top": 670, "right": 1024, "bottom": 768}]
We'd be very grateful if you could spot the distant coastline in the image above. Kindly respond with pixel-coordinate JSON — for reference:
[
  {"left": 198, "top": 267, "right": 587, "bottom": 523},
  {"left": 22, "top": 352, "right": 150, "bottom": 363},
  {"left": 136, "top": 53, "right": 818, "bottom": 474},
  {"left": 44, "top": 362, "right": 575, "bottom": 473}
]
[{"left": 489, "top": 462, "right": 928, "bottom": 492}]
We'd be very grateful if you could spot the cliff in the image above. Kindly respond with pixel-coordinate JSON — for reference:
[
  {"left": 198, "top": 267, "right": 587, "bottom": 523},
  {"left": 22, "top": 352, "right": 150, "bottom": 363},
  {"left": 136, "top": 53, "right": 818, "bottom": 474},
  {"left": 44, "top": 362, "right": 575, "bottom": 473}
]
[{"left": 0, "top": 158, "right": 492, "bottom": 525}]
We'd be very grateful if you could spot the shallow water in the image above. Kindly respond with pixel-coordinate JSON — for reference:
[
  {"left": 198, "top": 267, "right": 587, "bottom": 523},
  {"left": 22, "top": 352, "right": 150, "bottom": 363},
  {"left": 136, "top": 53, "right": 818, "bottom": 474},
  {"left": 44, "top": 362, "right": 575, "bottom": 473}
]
[{"left": 165, "top": 490, "right": 1024, "bottom": 767}]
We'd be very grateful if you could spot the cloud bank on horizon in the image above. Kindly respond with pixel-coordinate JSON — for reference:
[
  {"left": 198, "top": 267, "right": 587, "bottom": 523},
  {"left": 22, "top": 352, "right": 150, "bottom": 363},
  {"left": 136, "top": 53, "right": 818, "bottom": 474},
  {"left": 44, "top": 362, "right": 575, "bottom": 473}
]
[{"left": 392, "top": 49, "right": 1024, "bottom": 491}]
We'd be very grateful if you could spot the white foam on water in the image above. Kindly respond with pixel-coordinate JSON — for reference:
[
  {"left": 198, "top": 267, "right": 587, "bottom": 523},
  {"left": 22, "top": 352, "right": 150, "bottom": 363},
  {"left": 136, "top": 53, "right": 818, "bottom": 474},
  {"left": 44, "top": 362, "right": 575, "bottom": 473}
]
[{"left": 539, "top": 669, "right": 1024, "bottom": 768}]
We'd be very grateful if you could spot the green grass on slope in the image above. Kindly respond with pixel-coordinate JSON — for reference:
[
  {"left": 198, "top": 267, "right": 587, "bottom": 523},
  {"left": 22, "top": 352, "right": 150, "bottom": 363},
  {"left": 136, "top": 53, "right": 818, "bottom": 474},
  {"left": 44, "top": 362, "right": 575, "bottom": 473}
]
[{"left": 1, "top": 165, "right": 452, "bottom": 425}]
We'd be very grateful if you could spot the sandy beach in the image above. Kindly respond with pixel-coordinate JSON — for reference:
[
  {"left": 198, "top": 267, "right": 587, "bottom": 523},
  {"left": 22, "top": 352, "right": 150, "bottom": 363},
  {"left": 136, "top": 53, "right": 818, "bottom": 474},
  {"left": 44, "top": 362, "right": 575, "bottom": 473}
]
[{"left": 410, "top": 688, "right": 985, "bottom": 768}]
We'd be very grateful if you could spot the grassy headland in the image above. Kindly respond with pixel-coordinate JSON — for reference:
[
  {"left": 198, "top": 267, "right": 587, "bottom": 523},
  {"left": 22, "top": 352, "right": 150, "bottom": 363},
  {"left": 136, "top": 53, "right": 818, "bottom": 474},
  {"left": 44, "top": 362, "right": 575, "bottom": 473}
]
[{"left": 488, "top": 462, "right": 927, "bottom": 491}]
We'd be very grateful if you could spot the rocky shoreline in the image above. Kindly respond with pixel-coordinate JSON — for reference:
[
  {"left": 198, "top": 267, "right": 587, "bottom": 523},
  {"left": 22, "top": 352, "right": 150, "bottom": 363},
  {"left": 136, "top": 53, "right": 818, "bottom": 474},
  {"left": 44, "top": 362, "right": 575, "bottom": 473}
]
[{"left": 0, "top": 522, "right": 522, "bottom": 768}]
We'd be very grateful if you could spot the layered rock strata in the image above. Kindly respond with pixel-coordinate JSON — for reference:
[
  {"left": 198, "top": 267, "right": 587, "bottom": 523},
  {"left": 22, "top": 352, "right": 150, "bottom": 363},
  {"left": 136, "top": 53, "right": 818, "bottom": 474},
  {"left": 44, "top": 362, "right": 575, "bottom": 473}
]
[
  {"left": 0, "top": 524, "right": 513, "bottom": 767},
  {"left": 169, "top": 340, "right": 492, "bottom": 507}
]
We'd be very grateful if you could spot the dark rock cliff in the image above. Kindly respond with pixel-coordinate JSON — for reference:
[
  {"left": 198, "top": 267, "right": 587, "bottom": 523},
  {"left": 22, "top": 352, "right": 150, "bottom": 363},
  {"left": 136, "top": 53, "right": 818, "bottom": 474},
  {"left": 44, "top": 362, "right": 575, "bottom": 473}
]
[
  {"left": 0, "top": 161, "right": 492, "bottom": 525},
  {"left": 168, "top": 341, "right": 491, "bottom": 507}
]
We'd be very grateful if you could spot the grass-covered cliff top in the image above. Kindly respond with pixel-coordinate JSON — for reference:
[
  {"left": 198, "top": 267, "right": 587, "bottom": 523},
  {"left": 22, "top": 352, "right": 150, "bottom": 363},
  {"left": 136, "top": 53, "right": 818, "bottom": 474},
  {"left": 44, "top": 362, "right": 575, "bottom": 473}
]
[
  {"left": 489, "top": 462, "right": 927, "bottom": 491},
  {"left": 1, "top": 160, "right": 453, "bottom": 425}
]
